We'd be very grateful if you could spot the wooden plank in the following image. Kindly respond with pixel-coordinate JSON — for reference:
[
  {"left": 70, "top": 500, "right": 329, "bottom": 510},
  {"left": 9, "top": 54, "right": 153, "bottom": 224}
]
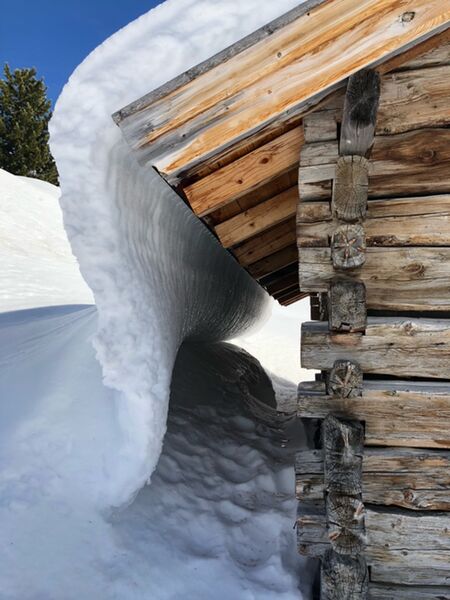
[
  {"left": 301, "top": 318, "right": 450, "bottom": 379},
  {"left": 298, "top": 195, "right": 450, "bottom": 248},
  {"left": 298, "top": 506, "right": 450, "bottom": 568},
  {"left": 298, "top": 378, "right": 450, "bottom": 447},
  {"left": 114, "top": 0, "right": 450, "bottom": 181},
  {"left": 340, "top": 69, "right": 380, "bottom": 156},
  {"left": 215, "top": 187, "right": 297, "bottom": 248},
  {"left": 379, "top": 29, "right": 450, "bottom": 72},
  {"left": 321, "top": 550, "right": 368, "bottom": 600},
  {"left": 296, "top": 447, "right": 450, "bottom": 510},
  {"left": 299, "top": 128, "right": 450, "bottom": 201},
  {"left": 247, "top": 245, "right": 297, "bottom": 279},
  {"left": 299, "top": 247, "right": 450, "bottom": 311},
  {"left": 368, "top": 583, "right": 450, "bottom": 599},
  {"left": 232, "top": 217, "right": 296, "bottom": 265},
  {"left": 371, "top": 565, "right": 450, "bottom": 586},
  {"left": 183, "top": 128, "right": 303, "bottom": 217}
]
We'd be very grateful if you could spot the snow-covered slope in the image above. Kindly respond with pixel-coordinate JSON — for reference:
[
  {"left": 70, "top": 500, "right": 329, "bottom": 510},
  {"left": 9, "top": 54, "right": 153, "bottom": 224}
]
[{"left": 0, "top": 168, "right": 93, "bottom": 312}]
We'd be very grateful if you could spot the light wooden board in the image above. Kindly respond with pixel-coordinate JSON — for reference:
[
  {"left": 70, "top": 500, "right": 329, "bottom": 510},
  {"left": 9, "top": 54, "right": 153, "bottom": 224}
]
[
  {"left": 114, "top": 0, "right": 450, "bottom": 181},
  {"left": 215, "top": 187, "right": 297, "bottom": 248},
  {"left": 296, "top": 447, "right": 450, "bottom": 509},
  {"left": 232, "top": 217, "right": 296, "bottom": 265},
  {"left": 299, "top": 247, "right": 450, "bottom": 311},
  {"left": 183, "top": 128, "right": 303, "bottom": 217},
  {"left": 301, "top": 318, "right": 450, "bottom": 380},
  {"left": 298, "top": 195, "right": 450, "bottom": 247}
]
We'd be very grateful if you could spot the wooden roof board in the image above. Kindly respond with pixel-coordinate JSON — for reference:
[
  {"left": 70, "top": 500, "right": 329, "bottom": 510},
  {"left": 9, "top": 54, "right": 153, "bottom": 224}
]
[{"left": 114, "top": 0, "right": 450, "bottom": 184}]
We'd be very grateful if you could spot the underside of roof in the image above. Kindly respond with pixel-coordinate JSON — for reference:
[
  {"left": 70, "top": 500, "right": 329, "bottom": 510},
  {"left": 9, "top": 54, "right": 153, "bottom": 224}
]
[{"left": 113, "top": 0, "right": 450, "bottom": 305}]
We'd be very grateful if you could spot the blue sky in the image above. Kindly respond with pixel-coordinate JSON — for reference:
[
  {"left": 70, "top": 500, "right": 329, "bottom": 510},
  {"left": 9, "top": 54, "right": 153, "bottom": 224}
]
[{"left": 1, "top": 0, "right": 163, "bottom": 104}]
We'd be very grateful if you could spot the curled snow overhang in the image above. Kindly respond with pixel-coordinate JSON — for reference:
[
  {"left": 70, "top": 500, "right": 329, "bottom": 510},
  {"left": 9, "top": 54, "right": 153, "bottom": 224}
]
[{"left": 113, "top": 0, "right": 450, "bottom": 306}]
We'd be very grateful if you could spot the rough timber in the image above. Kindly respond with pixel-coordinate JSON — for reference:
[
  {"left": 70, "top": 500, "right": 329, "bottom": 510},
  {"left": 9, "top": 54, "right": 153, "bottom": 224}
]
[{"left": 113, "top": 1, "right": 450, "bottom": 597}]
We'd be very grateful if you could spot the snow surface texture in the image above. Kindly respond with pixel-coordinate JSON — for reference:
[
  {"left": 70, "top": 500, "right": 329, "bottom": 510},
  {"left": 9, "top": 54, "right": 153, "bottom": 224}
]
[
  {"left": 50, "top": 0, "right": 306, "bottom": 506},
  {"left": 0, "top": 169, "right": 93, "bottom": 312},
  {"left": 0, "top": 305, "right": 312, "bottom": 599}
]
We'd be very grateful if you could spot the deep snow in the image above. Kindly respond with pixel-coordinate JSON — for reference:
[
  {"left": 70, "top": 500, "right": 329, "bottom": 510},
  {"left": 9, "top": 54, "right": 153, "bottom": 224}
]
[{"left": 0, "top": 0, "right": 317, "bottom": 596}]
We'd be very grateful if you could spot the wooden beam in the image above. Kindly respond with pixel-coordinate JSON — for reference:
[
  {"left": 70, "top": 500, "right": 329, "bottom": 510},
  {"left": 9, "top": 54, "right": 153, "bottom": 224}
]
[
  {"left": 329, "top": 279, "right": 367, "bottom": 333},
  {"left": 299, "top": 247, "right": 450, "bottom": 312},
  {"left": 301, "top": 318, "right": 450, "bottom": 379},
  {"left": 298, "top": 379, "right": 450, "bottom": 447},
  {"left": 368, "top": 583, "right": 450, "bottom": 599},
  {"left": 298, "top": 195, "right": 450, "bottom": 248},
  {"left": 232, "top": 217, "right": 296, "bottom": 266},
  {"left": 340, "top": 70, "right": 380, "bottom": 156},
  {"left": 321, "top": 550, "right": 368, "bottom": 600},
  {"left": 299, "top": 128, "right": 450, "bottom": 202},
  {"left": 371, "top": 564, "right": 450, "bottom": 586},
  {"left": 215, "top": 187, "right": 297, "bottom": 248},
  {"left": 247, "top": 245, "right": 297, "bottom": 279},
  {"left": 296, "top": 447, "right": 450, "bottom": 510},
  {"left": 183, "top": 127, "right": 303, "bottom": 217},
  {"left": 114, "top": 0, "right": 450, "bottom": 181},
  {"left": 332, "top": 156, "right": 369, "bottom": 221},
  {"left": 298, "top": 506, "right": 450, "bottom": 568}
]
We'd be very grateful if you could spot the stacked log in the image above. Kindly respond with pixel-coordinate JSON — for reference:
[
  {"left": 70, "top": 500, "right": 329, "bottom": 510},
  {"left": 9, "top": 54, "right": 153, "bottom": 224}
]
[{"left": 296, "top": 39, "right": 450, "bottom": 599}]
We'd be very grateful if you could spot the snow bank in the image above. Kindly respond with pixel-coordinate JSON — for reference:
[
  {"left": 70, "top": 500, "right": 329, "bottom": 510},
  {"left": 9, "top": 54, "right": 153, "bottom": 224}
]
[
  {"left": 50, "top": 0, "right": 304, "bottom": 505},
  {"left": 0, "top": 305, "right": 311, "bottom": 598},
  {"left": 0, "top": 169, "right": 93, "bottom": 312}
]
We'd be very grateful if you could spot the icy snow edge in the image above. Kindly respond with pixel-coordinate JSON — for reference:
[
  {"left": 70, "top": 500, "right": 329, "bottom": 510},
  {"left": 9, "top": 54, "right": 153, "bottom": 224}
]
[{"left": 49, "top": 0, "right": 304, "bottom": 507}]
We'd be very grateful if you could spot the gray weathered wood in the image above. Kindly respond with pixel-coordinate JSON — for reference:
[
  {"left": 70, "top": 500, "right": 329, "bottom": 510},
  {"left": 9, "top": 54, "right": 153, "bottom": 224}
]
[
  {"left": 327, "top": 492, "right": 365, "bottom": 555},
  {"left": 296, "top": 447, "right": 450, "bottom": 510},
  {"left": 332, "top": 155, "right": 369, "bottom": 221},
  {"left": 298, "top": 381, "right": 450, "bottom": 449},
  {"left": 298, "top": 506, "right": 450, "bottom": 568},
  {"left": 321, "top": 550, "right": 368, "bottom": 600},
  {"left": 301, "top": 318, "right": 450, "bottom": 379},
  {"left": 340, "top": 69, "right": 380, "bottom": 156},
  {"left": 327, "top": 360, "right": 363, "bottom": 398},
  {"left": 368, "top": 583, "right": 450, "bottom": 599},
  {"left": 331, "top": 224, "right": 366, "bottom": 269},
  {"left": 323, "top": 416, "right": 363, "bottom": 495},
  {"left": 371, "top": 564, "right": 450, "bottom": 587},
  {"left": 329, "top": 279, "right": 366, "bottom": 332}
]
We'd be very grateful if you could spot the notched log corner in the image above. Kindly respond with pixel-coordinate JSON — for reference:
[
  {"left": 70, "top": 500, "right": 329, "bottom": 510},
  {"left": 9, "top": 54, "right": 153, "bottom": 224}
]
[
  {"left": 323, "top": 415, "right": 364, "bottom": 495},
  {"left": 329, "top": 278, "right": 367, "bottom": 332},
  {"left": 332, "top": 155, "right": 369, "bottom": 222},
  {"left": 331, "top": 224, "right": 366, "bottom": 270}
]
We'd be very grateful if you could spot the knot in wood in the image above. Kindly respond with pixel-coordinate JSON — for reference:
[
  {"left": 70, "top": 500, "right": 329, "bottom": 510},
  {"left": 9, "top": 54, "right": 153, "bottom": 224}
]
[
  {"left": 401, "top": 11, "right": 415, "bottom": 22},
  {"left": 331, "top": 224, "right": 366, "bottom": 270}
]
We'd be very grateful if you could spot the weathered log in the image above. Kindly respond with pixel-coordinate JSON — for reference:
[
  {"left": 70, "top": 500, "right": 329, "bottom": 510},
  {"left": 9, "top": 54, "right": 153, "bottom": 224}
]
[
  {"left": 298, "top": 507, "right": 450, "bottom": 568},
  {"left": 331, "top": 224, "right": 366, "bottom": 270},
  {"left": 301, "top": 318, "right": 450, "bottom": 379},
  {"left": 340, "top": 69, "right": 380, "bottom": 157},
  {"left": 323, "top": 416, "right": 363, "bottom": 496},
  {"left": 299, "top": 246, "right": 450, "bottom": 311},
  {"left": 327, "top": 360, "right": 363, "bottom": 398},
  {"left": 296, "top": 447, "right": 450, "bottom": 511},
  {"left": 297, "top": 195, "right": 450, "bottom": 248},
  {"left": 329, "top": 279, "right": 366, "bottom": 332},
  {"left": 299, "top": 128, "right": 450, "bottom": 202},
  {"left": 310, "top": 292, "right": 329, "bottom": 321},
  {"left": 326, "top": 492, "right": 365, "bottom": 555},
  {"left": 321, "top": 549, "right": 368, "bottom": 600},
  {"left": 298, "top": 380, "right": 450, "bottom": 449},
  {"left": 332, "top": 155, "right": 369, "bottom": 221},
  {"left": 368, "top": 583, "right": 450, "bottom": 599},
  {"left": 371, "top": 564, "right": 450, "bottom": 587}
]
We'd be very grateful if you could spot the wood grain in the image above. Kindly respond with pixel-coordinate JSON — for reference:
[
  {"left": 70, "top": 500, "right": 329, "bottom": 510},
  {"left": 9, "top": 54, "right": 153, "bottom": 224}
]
[
  {"left": 115, "top": 0, "right": 450, "bottom": 180},
  {"left": 298, "top": 378, "right": 450, "bottom": 447},
  {"left": 299, "top": 247, "right": 450, "bottom": 311},
  {"left": 296, "top": 447, "right": 450, "bottom": 510}
]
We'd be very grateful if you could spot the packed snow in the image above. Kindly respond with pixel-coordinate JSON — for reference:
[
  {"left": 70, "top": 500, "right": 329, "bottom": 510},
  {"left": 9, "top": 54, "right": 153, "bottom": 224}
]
[
  {"left": 0, "top": 0, "right": 317, "bottom": 597},
  {"left": 0, "top": 168, "right": 93, "bottom": 311}
]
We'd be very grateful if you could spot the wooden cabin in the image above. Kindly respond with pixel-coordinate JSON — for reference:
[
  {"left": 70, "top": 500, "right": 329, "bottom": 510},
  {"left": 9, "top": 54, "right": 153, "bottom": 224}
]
[{"left": 114, "top": 1, "right": 450, "bottom": 597}]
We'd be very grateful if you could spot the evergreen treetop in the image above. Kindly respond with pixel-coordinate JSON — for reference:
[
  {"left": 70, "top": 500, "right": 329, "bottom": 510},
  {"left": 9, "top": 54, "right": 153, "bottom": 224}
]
[{"left": 0, "top": 64, "right": 58, "bottom": 185}]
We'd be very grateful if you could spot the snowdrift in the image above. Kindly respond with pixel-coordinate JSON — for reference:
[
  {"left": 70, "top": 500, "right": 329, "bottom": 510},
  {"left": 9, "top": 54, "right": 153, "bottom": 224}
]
[{"left": 49, "top": 0, "right": 304, "bottom": 506}]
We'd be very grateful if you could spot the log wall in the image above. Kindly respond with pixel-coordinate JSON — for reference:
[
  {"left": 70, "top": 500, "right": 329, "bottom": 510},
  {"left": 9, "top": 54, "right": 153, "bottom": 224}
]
[{"left": 296, "top": 37, "right": 450, "bottom": 599}]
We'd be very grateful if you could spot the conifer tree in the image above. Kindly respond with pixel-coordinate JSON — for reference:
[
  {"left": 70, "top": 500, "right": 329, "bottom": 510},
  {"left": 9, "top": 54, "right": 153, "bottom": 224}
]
[{"left": 0, "top": 64, "right": 58, "bottom": 185}]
